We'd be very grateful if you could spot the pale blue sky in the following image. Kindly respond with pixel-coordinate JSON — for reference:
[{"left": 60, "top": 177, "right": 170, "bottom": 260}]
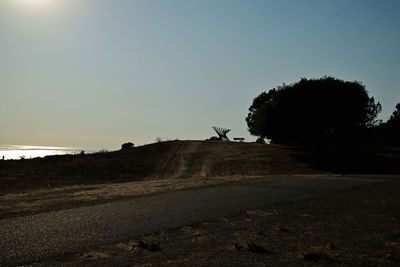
[{"left": 1, "top": 0, "right": 399, "bottom": 149}]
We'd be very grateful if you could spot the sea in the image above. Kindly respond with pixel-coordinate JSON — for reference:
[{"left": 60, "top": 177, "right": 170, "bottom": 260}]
[{"left": 0, "top": 145, "right": 84, "bottom": 160}]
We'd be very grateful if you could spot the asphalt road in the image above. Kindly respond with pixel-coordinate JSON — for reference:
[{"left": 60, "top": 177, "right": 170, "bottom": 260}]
[{"left": 0, "top": 176, "right": 382, "bottom": 266}]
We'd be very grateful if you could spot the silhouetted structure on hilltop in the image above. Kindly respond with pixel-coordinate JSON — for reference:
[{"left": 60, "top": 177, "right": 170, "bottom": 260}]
[{"left": 211, "top": 126, "right": 231, "bottom": 141}]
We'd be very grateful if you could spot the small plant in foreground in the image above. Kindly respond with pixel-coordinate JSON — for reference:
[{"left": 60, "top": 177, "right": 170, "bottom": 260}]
[
  {"left": 233, "top": 240, "right": 271, "bottom": 254},
  {"left": 233, "top": 240, "right": 247, "bottom": 251},
  {"left": 247, "top": 241, "right": 271, "bottom": 254},
  {"left": 302, "top": 246, "right": 337, "bottom": 262},
  {"left": 274, "top": 225, "right": 294, "bottom": 233},
  {"left": 137, "top": 237, "right": 162, "bottom": 252}
]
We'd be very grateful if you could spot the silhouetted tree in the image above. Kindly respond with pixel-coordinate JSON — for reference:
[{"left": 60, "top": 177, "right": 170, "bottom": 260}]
[
  {"left": 381, "top": 103, "right": 400, "bottom": 146},
  {"left": 392, "top": 103, "right": 400, "bottom": 117},
  {"left": 246, "top": 77, "right": 382, "bottom": 145}
]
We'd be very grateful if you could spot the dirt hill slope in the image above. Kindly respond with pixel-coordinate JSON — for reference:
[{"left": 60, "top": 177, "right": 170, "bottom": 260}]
[
  {"left": 1, "top": 140, "right": 399, "bottom": 193},
  {"left": 150, "top": 141, "right": 316, "bottom": 178}
]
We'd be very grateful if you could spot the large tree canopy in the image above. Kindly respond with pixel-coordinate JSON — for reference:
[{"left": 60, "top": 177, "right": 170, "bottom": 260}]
[{"left": 246, "top": 77, "right": 382, "bottom": 145}]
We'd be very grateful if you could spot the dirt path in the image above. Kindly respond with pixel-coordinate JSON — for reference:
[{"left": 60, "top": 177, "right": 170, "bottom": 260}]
[
  {"left": 154, "top": 141, "right": 205, "bottom": 178},
  {"left": 173, "top": 141, "right": 204, "bottom": 178}
]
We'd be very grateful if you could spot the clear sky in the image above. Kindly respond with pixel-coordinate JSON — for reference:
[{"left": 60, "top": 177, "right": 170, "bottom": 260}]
[{"left": 1, "top": 0, "right": 399, "bottom": 149}]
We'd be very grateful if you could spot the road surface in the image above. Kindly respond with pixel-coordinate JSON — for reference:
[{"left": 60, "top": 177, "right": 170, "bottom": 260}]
[{"left": 0, "top": 176, "right": 382, "bottom": 266}]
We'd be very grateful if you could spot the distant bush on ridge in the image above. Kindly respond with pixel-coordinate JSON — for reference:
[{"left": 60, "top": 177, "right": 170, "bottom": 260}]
[{"left": 121, "top": 142, "right": 134, "bottom": 150}]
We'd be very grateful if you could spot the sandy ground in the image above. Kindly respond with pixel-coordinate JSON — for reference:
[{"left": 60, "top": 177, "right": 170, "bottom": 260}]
[{"left": 25, "top": 175, "right": 400, "bottom": 266}]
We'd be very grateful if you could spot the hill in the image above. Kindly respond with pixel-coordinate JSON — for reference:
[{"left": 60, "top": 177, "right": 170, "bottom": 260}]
[{"left": 1, "top": 140, "right": 399, "bottom": 193}]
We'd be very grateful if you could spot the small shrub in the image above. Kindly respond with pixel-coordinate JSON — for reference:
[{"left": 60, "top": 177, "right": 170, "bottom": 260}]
[
  {"left": 256, "top": 137, "right": 265, "bottom": 144},
  {"left": 121, "top": 142, "right": 134, "bottom": 150},
  {"left": 247, "top": 241, "right": 271, "bottom": 254},
  {"left": 137, "top": 237, "right": 162, "bottom": 252},
  {"left": 233, "top": 240, "right": 247, "bottom": 251},
  {"left": 274, "top": 225, "right": 293, "bottom": 233},
  {"left": 302, "top": 246, "right": 337, "bottom": 262},
  {"left": 233, "top": 240, "right": 271, "bottom": 254}
]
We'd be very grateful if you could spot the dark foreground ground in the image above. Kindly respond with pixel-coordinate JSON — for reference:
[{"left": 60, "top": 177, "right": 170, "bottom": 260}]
[{"left": 26, "top": 176, "right": 400, "bottom": 266}]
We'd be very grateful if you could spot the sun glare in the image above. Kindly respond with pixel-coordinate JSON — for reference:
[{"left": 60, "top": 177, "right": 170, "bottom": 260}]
[
  {"left": 24, "top": 0, "right": 46, "bottom": 4},
  {"left": 17, "top": 0, "right": 58, "bottom": 11}
]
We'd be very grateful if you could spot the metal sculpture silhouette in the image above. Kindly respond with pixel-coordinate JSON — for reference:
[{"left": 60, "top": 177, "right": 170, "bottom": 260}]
[{"left": 212, "top": 126, "right": 231, "bottom": 141}]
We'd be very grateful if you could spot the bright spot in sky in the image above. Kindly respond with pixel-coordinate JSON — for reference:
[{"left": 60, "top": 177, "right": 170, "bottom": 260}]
[
  {"left": 24, "top": 0, "right": 46, "bottom": 4},
  {"left": 18, "top": 0, "right": 56, "bottom": 12}
]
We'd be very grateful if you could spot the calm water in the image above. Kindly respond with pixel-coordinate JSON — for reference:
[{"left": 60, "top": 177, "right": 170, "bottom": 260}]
[{"left": 0, "top": 145, "right": 83, "bottom": 160}]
